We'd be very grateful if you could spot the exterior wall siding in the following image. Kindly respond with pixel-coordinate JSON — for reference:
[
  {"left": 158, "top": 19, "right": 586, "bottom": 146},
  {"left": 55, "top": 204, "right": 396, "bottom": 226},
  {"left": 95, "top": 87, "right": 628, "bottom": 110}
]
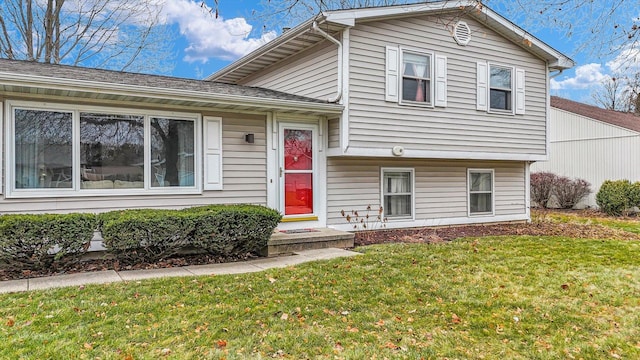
[
  {"left": 347, "top": 16, "right": 548, "bottom": 155},
  {"left": 0, "top": 107, "right": 267, "bottom": 214},
  {"left": 327, "top": 158, "right": 526, "bottom": 226},
  {"left": 328, "top": 117, "right": 340, "bottom": 148},
  {"left": 241, "top": 40, "right": 339, "bottom": 101},
  {"left": 531, "top": 108, "right": 640, "bottom": 207}
]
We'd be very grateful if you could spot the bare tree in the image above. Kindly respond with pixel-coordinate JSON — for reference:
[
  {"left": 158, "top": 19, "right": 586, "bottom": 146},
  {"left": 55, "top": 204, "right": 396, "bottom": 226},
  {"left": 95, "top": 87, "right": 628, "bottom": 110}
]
[
  {"left": 0, "top": 0, "right": 175, "bottom": 73},
  {"left": 487, "top": 0, "right": 638, "bottom": 62},
  {"left": 592, "top": 74, "right": 640, "bottom": 113}
]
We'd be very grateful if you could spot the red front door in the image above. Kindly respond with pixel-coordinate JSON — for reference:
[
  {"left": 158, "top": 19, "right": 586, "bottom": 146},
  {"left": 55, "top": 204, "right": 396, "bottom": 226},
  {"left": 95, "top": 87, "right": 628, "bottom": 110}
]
[{"left": 283, "top": 128, "right": 314, "bottom": 215}]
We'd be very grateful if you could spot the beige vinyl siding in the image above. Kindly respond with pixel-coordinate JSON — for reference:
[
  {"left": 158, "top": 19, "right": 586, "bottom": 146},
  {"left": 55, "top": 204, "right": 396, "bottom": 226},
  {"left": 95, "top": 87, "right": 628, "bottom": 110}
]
[
  {"left": 0, "top": 112, "right": 267, "bottom": 214},
  {"left": 327, "top": 158, "right": 525, "bottom": 225},
  {"left": 241, "top": 40, "right": 339, "bottom": 101},
  {"left": 347, "top": 16, "right": 548, "bottom": 155},
  {"left": 328, "top": 117, "right": 340, "bottom": 148}
]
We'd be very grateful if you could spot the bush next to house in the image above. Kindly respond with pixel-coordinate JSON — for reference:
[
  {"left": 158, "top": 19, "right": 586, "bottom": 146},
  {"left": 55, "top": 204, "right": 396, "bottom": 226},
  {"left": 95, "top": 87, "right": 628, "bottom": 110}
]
[
  {"left": 100, "top": 205, "right": 282, "bottom": 264},
  {"left": 0, "top": 213, "right": 97, "bottom": 270},
  {"left": 530, "top": 172, "right": 558, "bottom": 208},
  {"left": 100, "top": 209, "right": 197, "bottom": 263},
  {"left": 596, "top": 180, "right": 640, "bottom": 216},
  {"left": 553, "top": 176, "right": 592, "bottom": 209},
  {"left": 530, "top": 172, "right": 591, "bottom": 209},
  {"left": 189, "top": 204, "right": 282, "bottom": 256}
]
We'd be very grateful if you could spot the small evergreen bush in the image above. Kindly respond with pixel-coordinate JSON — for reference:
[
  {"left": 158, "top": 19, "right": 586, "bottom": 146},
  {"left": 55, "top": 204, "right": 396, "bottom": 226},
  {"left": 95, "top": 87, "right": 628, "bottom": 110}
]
[
  {"left": 0, "top": 213, "right": 96, "bottom": 270},
  {"left": 190, "top": 204, "right": 282, "bottom": 256},
  {"left": 100, "top": 209, "right": 196, "bottom": 263},
  {"left": 596, "top": 180, "right": 633, "bottom": 216},
  {"left": 100, "top": 205, "right": 281, "bottom": 263}
]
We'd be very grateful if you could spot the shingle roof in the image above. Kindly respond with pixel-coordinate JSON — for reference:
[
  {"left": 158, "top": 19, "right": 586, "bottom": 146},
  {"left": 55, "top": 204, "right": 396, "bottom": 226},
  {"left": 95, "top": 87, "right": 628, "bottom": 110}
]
[
  {"left": 551, "top": 96, "right": 640, "bottom": 133},
  {"left": 0, "top": 58, "right": 326, "bottom": 104}
]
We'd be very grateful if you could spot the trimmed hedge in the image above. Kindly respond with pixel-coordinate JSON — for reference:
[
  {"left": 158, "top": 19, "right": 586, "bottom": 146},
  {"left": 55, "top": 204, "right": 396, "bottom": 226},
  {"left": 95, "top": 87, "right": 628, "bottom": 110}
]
[
  {"left": 189, "top": 205, "right": 282, "bottom": 256},
  {"left": 100, "top": 209, "right": 196, "bottom": 263},
  {"left": 596, "top": 180, "right": 640, "bottom": 216},
  {"left": 100, "top": 205, "right": 282, "bottom": 263},
  {"left": 0, "top": 213, "right": 96, "bottom": 270}
]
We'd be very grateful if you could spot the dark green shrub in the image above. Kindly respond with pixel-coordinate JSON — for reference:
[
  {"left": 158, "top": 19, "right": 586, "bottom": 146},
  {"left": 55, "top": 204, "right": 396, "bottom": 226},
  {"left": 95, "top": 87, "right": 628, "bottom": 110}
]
[
  {"left": 596, "top": 180, "right": 633, "bottom": 216},
  {"left": 0, "top": 213, "right": 96, "bottom": 270},
  {"left": 189, "top": 204, "right": 282, "bottom": 256},
  {"left": 627, "top": 182, "right": 640, "bottom": 208},
  {"left": 100, "top": 209, "right": 196, "bottom": 263}
]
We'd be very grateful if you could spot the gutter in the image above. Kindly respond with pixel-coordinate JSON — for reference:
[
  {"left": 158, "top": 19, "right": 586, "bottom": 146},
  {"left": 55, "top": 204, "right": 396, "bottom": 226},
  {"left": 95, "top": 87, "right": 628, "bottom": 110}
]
[
  {"left": 312, "top": 21, "right": 343, "bottom": 103},
  {"left": 0, "top": 72, "right": 344, "bottom": 114}
]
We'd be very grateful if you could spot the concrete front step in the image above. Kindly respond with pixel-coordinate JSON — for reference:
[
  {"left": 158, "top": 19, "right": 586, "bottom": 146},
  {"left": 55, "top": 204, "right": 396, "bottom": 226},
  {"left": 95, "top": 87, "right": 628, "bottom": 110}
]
[{"left": 264, "top": 228, "right": 355, "bottom": 257}]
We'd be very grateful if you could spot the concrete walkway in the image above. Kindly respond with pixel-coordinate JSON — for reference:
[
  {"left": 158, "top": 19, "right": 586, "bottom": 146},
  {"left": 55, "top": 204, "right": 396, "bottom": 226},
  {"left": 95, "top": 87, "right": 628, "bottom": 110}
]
[{"left": 0, "top": 248, "right": 361, "bottom": 294}]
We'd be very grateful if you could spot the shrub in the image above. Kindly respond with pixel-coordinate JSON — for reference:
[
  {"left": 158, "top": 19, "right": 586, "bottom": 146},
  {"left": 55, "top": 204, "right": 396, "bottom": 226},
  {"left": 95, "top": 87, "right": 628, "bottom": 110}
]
[
  {"left": 530, "top": 172, "right": 558, "bottom": 208},
  {"left": 553, "top": 176, "right": 592, "bottom": 209},
  {"left": 100, "top": 209, "right": 196, "bottom": 263},
  {"left": 596, "top": 180, "right": 633, "bottom": 216},
  {"left": 190, "top": 204, "right": 282, "bottom": 256},
  {"left": 100, "top": 205, "right": 282, "bottom": 263},
  {"left": 627, "top": 181, "right": 640, "bottom": 208},
  {"left": 0, "top": 213, "right": 96, "bottom": 270}
]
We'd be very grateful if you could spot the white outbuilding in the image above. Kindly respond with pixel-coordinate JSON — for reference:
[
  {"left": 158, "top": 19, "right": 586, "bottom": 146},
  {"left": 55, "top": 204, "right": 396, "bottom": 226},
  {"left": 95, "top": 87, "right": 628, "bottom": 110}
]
[{"left": 532, "top": 96, "right": 640, "bottom": 208}]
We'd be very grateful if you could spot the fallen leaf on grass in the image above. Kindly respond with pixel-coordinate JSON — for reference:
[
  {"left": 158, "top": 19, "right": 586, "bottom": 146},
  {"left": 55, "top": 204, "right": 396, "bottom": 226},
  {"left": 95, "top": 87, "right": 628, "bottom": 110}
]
[
  {"left": 216, "top": 339, "right": 227, "bottom": 348},
  {"left": 5, "top": 318, "right": 15, "bottom": 327},
  {"left": 452, "top": 313, "right": 461, "bottom": 324}
]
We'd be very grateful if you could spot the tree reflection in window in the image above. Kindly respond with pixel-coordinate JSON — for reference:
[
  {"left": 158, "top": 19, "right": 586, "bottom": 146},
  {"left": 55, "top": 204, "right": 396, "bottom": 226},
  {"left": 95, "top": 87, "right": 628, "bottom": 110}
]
[
  {"left": 14, "top": 109, "right": 73, "bottom": 189},
  {"left": 151, "top": 117, "right": 195, "bottom": 187},
  {"left": 80, "top": 113, "right": 144, "bottom": 186}
]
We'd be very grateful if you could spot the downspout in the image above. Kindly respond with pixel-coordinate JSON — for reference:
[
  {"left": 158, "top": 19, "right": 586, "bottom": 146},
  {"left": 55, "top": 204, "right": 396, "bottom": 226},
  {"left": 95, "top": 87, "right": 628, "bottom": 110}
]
[
  {"left": 549, "top": 69, "right": 563, "bottom": 79},
  {"left": 312, "top": 21, "right": 342, "bottom": 103}
]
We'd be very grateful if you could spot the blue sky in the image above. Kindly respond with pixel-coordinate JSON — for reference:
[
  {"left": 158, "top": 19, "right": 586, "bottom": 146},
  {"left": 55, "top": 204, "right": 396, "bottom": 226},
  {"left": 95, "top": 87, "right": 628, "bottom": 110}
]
[{"left": 161, "top": 0, "right": 638, "bottom": 105}]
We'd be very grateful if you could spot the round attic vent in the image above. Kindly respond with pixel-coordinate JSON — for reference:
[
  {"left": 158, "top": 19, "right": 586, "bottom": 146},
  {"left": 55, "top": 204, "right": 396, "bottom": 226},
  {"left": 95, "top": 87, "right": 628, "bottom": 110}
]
[{"left": 453, "top": 21, "right": 471, "bottom": 46}]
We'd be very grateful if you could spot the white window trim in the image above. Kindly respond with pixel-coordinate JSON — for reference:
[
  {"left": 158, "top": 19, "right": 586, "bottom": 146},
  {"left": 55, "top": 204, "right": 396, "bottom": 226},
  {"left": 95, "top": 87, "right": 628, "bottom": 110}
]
[
  {"left": 467, "top": 168, "right": 495, "bottom": 217},
  {"left": 5, "top": 100, "right": 202, "bottom": 198},
  {"left": 487, "top": 63, "right": 515, "bottom": 115},
  {"left": 399, "top": 48, "right": 435, "bottom": 108},
  {"left": 380, "top": 167, "right": 415, "bottom": 221}
]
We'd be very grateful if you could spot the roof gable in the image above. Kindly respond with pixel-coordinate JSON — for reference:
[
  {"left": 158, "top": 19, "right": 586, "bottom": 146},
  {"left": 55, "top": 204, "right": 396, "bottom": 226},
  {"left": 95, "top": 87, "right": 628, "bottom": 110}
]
[
  {"left": 551, "top": 96, "right": 640, "bottom": 133},
  {"left": 209, "top": 0, "right": 574, "bottom": 83}
]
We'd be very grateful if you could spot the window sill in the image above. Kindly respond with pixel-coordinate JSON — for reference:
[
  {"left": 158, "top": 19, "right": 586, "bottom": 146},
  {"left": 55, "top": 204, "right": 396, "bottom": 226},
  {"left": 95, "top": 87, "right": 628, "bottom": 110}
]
[
  {"left": 399, "top": 101, "right": 434, "bottom": 108},
  {"left": 468, "top": 212, "right": 495, "bottom": 217},
  {"left": 5, "top": 188, "right": 203, "bottom": 199},
  {"left": 487, "top": 109, "right": 515, "bottom": 116}
]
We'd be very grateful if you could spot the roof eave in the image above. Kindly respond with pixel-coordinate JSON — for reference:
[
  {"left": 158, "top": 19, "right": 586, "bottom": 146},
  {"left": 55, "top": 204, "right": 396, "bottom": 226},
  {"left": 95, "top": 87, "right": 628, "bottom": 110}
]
[
  {"left": 0, "top": 72, "right": 344, "bottom": 114},
  {"left": 206, "top": 16, "right": 323, "bottom": 82}
]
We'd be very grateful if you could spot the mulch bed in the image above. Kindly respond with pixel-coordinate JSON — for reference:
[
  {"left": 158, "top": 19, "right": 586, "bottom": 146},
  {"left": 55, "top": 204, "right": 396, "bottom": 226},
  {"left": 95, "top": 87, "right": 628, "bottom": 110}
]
[
  {"left": 3, "top": 212, "right": 640, "bottom": 282},
  {"left": 354, "top": 220, "right": 640, "bottom": 246}
]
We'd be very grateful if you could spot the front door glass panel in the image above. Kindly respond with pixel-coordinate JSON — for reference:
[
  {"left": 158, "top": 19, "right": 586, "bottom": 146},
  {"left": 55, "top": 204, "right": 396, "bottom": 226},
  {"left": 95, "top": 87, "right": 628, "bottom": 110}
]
[{"left": 283, "top": 129, "right": 313, "bottom": 215}]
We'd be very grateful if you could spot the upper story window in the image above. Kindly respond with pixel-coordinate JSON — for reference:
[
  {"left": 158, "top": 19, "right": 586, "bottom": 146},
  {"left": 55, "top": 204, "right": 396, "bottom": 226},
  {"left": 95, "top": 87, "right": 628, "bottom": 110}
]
[
  {"left": 401, "top": 51, "right": 432, "bottom": 105},
  {"left": 489, "top": 65, "right": 513, "bottom": 111},
  {"left": 8, "top": 101, "right": 200, "bottom": 198},
  {"left": 477, "top": 61, "right": 525, "bottom": 115},
  {"left": 385, "top": 45, "right": 447, "bottom": 107}
]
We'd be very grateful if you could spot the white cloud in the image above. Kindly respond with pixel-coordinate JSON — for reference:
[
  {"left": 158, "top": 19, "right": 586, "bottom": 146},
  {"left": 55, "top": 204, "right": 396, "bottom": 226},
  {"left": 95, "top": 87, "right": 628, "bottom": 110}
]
[
  {"left": 551, "top": 63, "right": 608, "bottom": 90},
  {"left": 161, "top": 0, "right": 276, "bottom": 63},
  {"left": 606, "top": 46, "right": 640, "bottom": 73}
]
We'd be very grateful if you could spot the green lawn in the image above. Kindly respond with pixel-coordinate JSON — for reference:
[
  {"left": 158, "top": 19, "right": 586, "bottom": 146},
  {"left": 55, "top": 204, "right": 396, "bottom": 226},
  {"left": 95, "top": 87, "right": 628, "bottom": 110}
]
[
  {"left": 1, "top": 235, "right": 639, "bottom": 359},
  {"left": 535, "top": 210, "right": 640, "bottom": 234}
]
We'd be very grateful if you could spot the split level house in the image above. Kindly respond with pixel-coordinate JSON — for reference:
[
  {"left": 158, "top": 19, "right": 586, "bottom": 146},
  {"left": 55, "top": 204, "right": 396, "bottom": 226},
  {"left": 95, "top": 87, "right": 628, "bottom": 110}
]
[
  {"left": 0, "top": 1, "right": 573, "bottom": 232},
  {"left": 532, "top": 96, "right": 640, "bottom": 208}
]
